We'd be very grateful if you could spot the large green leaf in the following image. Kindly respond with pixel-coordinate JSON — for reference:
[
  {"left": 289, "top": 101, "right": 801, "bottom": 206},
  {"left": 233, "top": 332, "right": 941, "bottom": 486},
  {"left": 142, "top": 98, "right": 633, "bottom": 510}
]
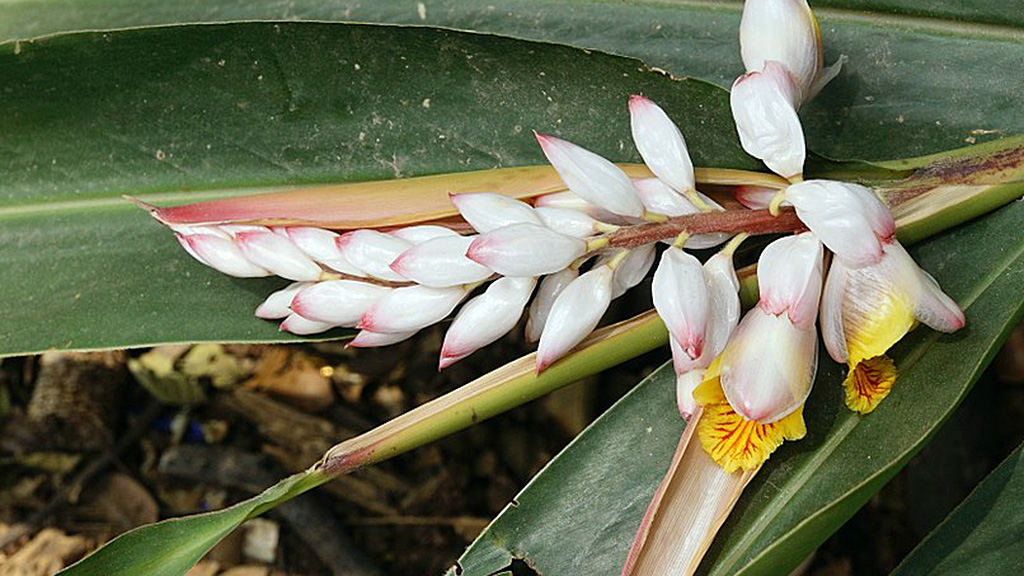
[
  {"left": 1, "top": 1, "right": 1021, "bottom": 160},
  {"left": 892, "top": 441, "right": 1024, "bottom": 575},
  {"left": 0, "top": 22, "right": 753, "bottom": 357},
  {"left": 450, "top": 197, "right": 1024, "bottom": 575}
]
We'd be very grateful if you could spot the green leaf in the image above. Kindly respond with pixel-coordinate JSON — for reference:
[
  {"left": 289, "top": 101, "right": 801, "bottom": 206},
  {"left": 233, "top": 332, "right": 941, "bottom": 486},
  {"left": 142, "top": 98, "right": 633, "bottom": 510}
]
[
  {"left": 0, "top": 22, "right": 750, "bottom": 357},
  {"left": 1, "top": 1, "right": 1021, "bottom": 160},
  {"left": 58, "top": 469, "right": 326, "bottom": 576},
  {"left": 892, "top": 442, "right": 1024, "bottom": 575},
  {"left": 451, "top": 198, "right": 1024, "bottom": 575}
]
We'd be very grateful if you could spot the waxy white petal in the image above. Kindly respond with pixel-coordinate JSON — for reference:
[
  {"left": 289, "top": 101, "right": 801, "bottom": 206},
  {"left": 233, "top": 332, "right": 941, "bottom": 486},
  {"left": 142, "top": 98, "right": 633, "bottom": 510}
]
[
  {"left": 440, "top": 277, "right": 537, "bottom": 368},
  {"left": 820, "top": 255, "right": 850, "bottom": 363},
  {"left": 536, "top": 266, "right": 614, "bottom": 371},
  {"left": 390, "top": 235, "right": 492, "bottom": 287},
  {"left": 784, "top": 180, "right": 895, "bottom": 268},
  {"left": 740, "top": 0, "right": 820, "bottom": 104},
  {"left": 336, "top": 230, "right": 411, "bottom": 282},
  {"left": 235, "top": 230, "right": 323, "bottom": 281},
  {"left": 290, "top": 280, "right": 391, "bottom": 326},
  {"left": 757, "top": 232, "right": 823, "bottom": 328},
  {"left": 358, "top": 285, "right": 467, "bottom": 333},
  {"left": 731, "top": 61, "right": 806, "bottom": 180},
  {"left": 467, "top": 223, "right": 587, "bottom": 277},
  {"left": 720, "top": 306, "right": 818, "bottom": 423},
  {"left": 703, "top": 251, "right": 742, "bottom": 359},
  {"left": 181, "top": 233, "right": 272, "bottom": 278},
  {"left": 535, "top": 133, "right": 645, "bottom": 217},
  {"left": 388, "top": 225, "right": 458, "bottom": 244},
  {"left": 525, "top": 268, "right": 579, "bottom": 343},
  {"left": 629, "top": 95, "right": 696, "bottom": 194},
  {"left": 348, "top": 330, "right": 417, "bottom": 348},
  {"left": 676, "top": 369, "right": 705, "bottom": 418},
  {"left": 653, "top": 247, "right": 710, "bottom": 359},
  {"left": 282, "top": 227, "right": 366, "bottom": 277},
  {"left": 255, "top": 282, "right": 312, "bottom": 319},
  {"left": 535, "top": 206, "right": 599, "bottom": 238},
  {"left": 280, "top": 313, "right": 335, "bottom": 335},
  {"left": 450, "top": 192, "right": 542, "bottom": 233},
  {"left": 610, "top": 245, "right": 656, "bottom": 299},
  {"left": 632, "top": 178, "right": 730, "bottom": 249}
]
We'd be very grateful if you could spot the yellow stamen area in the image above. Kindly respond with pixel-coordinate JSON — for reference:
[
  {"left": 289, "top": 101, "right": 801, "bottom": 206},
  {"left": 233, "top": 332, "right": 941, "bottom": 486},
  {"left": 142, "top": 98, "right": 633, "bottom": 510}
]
[
  {"left": 844, "top": 355, "right": 897, "bottom": 414},
  {"left": 846, "top": 290, "right": 916, "bottom": 368},
  {"left": 692, "top": 372, "right": 806, "bottom": 474}
]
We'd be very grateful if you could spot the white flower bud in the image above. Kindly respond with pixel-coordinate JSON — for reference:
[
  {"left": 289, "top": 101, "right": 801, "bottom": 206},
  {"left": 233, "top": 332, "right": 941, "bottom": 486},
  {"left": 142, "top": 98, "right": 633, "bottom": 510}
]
[
  {"left": 676, "top": 369, "right": 704, "bottom": 418},
  {"left": 255, "top": 282, "right": 312, "bottom": 319},
  {"left": 740, "top": 0, "right": 844, "bottom": 105},
  {"left": 388, "top": 224, "right": 458, "bottom": 244},
  {"left": 178, "top": 233, "right": 272, "bottom": 278},
  {"left": 357, "top": 285, "right": 467, "bottom": 333},
  {"left": 535, "top": 191, "right": 637, "bottom": 225},
  {"left": 535, "top": 133, "right": 645, "bottom": 217},
  {"left": 450, "top": 192, "right": 542, "bottom": 233},
  {"left": 467, "top": 223, "right": 587, "bottom": 277},
  {"left": 390, "top": 234, "right": 493, "bottom": 287},
  {"left": 280, "top": 313, "right": 335, "bottom": 335},
  {"left": 336, "top": 230, "right": 411, "bottom": 282},
  {"left": 289, "top": 280, "right": 391, "bottom": 326},
  {"left": 281, "top": 227, "right": 366, "bottom": 278},
  {"left": 733, "top": 185, "right": 782, "bottom": 210},
  {"left": 629, "top": 95, "right": 696, "bottom": 194},
  {"left": 784, "top": 180, "right": 896, "bottom": 268},
  {"left": 440, "top": 277, "right": 537, "bottom": 368},
  {"left": 535, "top": 206, "right": 599, "bottom": 238},
  {"left": 348, "top": 329, "right": 417, "bottom": 348},
  {"left": 653, "top": 247, "right": 709, "bottom": 360},
  {"left": 730, "top": 61, "right": 806, "bottom": 180},
  {"left": 235, "top": 230, "right": 323, "bottom": 281},
  {"left": 536, "top": 266, "right": 614, "bottom": 372},
  {"left": 525, "top": 267, "right": 579, "bottom": 343}
]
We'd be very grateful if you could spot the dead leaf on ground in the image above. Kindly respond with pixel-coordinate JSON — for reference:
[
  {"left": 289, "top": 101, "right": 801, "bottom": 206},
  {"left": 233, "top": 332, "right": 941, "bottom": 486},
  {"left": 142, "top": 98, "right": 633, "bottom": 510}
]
[{"left": 0, "top": 527, "right": 90, "bottom": 576}]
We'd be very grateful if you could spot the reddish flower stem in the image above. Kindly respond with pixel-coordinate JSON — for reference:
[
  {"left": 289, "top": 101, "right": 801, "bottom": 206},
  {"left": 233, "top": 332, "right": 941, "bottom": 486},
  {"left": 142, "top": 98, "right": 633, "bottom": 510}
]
[{"left": 606, "top": 207, "right": 804, "bottom": 249}]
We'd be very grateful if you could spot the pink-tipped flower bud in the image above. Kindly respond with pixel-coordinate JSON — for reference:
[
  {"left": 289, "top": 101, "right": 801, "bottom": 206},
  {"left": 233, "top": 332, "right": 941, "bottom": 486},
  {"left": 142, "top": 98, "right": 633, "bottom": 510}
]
[
  {"left": 536, "top": 266, "right": 614, "bottom": 372},
  {"left": 336, "top": 230, "right": 411, "bottom": 282},
  {"left": 467, "top": 223, "right": 587, "bottom": 277},
  {"left": 283, "top": 227, "right": 365, "bottom": 277},
  {"left": 390, "top": 235, "right": 493, "bottom": 287},
  {"left": 357, "top": 285, "right": 467, "bottom": 334},
  {"left": 731, "top": 61, "right": 806, "bottom": 180},
  {"left": 234, "top": 229, "right": 323, "bottom": 281},
  {"left": 629, "top": 95, "right": 696, "bottom": 194},
  {"left": 388, "top": 225, "right": 458, "bottom": 244},
  {"left": 733, "top": 185, "right": 782, "bottom": 210},
  {"left": 534, "top": 191, "right": 637, "bottom": 225},
  {"left": 525, "top": 267, "right": 579, "bottom": 343},
  {"left": 756, "top": 232, "right": 824, "bottom": 328},
  {"left": 652, "top": 247, "right": 709, "bottom": 360},
  {"left": 783, "top": 180, "right": 896, "bottom": 269},
  {"left": 255, "top": 282, "right": 312, "bottom": 319},
  {"left": 289, "top": 280, "right": 391, "bottom": 326},
  {"left": 179, "top": 233, "right": 271, "bottom": 278},
  {"left": 439, "top": 276, "right": 537, "bottom": 369},
  {"left": 450, "top": 192, "right": 542, "bottom": 233},
  {"left": 535, "top": 133, "right": 645, "bottom": 218}
]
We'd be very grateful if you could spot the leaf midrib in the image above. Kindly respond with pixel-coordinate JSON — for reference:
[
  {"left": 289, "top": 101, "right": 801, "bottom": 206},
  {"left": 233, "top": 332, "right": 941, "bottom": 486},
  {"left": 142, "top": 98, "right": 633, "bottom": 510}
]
[{"left": 713, "top": 234, "right": 1024, "bottom": 575}]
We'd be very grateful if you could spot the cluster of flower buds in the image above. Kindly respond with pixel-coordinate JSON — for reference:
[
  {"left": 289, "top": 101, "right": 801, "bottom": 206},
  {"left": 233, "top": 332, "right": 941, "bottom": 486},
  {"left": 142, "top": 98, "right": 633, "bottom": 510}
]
[
  {"left": 167, "top": 92, "right": 732, "bottom": 374},
  {"left": 157, "top": 0, "right": 965, "bottom": 475}
]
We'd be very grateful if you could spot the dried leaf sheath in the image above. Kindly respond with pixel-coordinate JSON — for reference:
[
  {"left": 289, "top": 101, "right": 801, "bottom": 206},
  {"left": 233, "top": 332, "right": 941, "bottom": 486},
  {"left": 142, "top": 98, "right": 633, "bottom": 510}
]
[
  {"left": 621, "top": 408, "right": 758, "bottom": 576},
  {"left": 132, "top": 165, "right": 789, "bottom": 229}
]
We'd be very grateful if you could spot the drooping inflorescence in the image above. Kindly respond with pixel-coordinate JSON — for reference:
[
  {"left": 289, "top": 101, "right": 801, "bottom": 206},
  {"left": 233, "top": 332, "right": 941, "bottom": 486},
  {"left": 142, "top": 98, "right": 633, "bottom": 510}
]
[{"left": 153, "top": 0, "right": 965, "bottom": 474}]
